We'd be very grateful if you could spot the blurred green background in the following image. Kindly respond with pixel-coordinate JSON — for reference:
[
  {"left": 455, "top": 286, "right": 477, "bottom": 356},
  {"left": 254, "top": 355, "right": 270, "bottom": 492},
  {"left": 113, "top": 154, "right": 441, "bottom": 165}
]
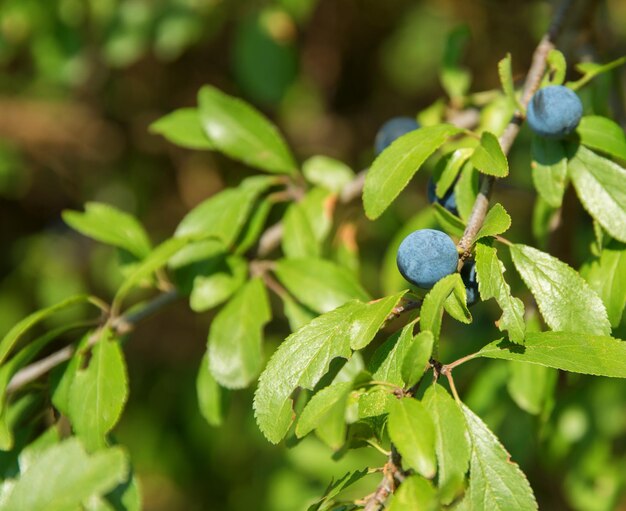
[{"left": 1, "top": 0, "right": 626, "bottom": 509}]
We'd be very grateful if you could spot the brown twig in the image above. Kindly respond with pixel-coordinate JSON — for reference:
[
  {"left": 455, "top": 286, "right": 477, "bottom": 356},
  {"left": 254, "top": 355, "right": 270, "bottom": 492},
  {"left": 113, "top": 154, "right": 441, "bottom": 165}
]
[
  {"left": 456, "top": 0, "right": 575, "bottom": 263},
  {"left": 6, "top": 290, "right": 180, "bottom": 394},
  {"left": 362, "top": 451, "right": 405, "bottom": 511}
]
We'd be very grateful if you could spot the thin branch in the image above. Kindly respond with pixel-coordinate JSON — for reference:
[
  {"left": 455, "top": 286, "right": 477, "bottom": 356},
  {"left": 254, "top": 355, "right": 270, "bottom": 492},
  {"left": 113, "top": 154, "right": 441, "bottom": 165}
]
[
  {"left": 111, "top": 290, "right": 179, "bottom": 334},
  {"left": 7, "top": 290, "right": 180, "bottom": 394},
  {"left": 385, "top": 299, "right": 422, "bottom": 322},
  {"left": 339, "top": 169, "right": 367, "bottom": 203},
  {"left": 443, "top": 351, "right": 480, "bottom": 372},
  {"left": 362, "top": 455, "right": 400, "bottom": 511},
  {"left": 456, "top": 0, "right": 576, "bottom": 262},
  {"left": 6, "top": 346, "right": 74, "bottom": 394}
]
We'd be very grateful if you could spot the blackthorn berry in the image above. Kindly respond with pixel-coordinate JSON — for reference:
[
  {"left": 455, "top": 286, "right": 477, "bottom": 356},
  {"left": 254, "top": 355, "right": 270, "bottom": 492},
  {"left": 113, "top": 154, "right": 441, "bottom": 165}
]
[
  {"left": 427, "top": 178, "right": 458, "bottom": 216},
  {"left": 460, "top": 260, "right": 478, "bottom": 306},
  {"left": 374, "top": 117, "right": 420, "bottom": 155},
  {"left": 526, "top": 85, "right": 582, "bottom": 139},
  {"left": 397, "top": 229, "right": 458, "bottom": 289}
]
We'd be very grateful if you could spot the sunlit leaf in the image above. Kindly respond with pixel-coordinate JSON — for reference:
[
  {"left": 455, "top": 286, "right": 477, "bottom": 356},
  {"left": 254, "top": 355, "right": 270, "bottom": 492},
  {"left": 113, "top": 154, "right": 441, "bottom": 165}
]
[
  {"left": 388, "top": 397, "right": 436, "bottom": 478},
  {"left": 576, "top": 116, "right": 626, "bottom": 161},
  {"left": 475, "top": 242, "right": 525, "bottom": 343},
  {"left": 198, "top": 86, "right": 297, "bottom": 174},
  {"left": 208, "top": 278, "right": 271, "bottom": 389},
  {"left": 274, "top": 258, "right": 370, "bottom": 314},
  {"left": 510, "top": 244, "right": 610, "bottom": 336},
  {"left": 149, "top": 108, "right": 214, "bottom": 150},
  {"left": 68, "top": 331, "right": 128, "bottom": 451},
  {"left": 470, "top": 131, "right": 508, "bottom": 177},
  {"left": 363, "top": 125, "right": 462, "bottom": 219},
  {"left": 254, "top": 293, "right": 404, "bottom": 443},
  {"left": 423, "top": 384, "right": 470, "bottom": 504},
  {"left": 1, "top": 438, "right": 128, "bottom": 511},
  {"left": 568, "top": 146, "right": 626, "bottom": 243},
  {"left": 462, "top": 404, "right": 537, "bottom": 510},
  {"left": 478, "top": 332, "right": 626, "bottom": 378}
]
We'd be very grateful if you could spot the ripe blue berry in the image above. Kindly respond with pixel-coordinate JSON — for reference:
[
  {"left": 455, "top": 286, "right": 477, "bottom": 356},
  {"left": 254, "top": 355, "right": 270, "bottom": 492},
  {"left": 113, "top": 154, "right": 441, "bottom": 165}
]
[
  {"left": 427, "top": 178, "right": 458, "bottom": 216},
  {"left": 461, "top": 260, "right": 478, "bottom": 306},
  {"left": 374, "top": 117, "right": 420, "bottom": 155},
  {"left": 397, "top": 229, "right": 459, "bottom": 289},
  {"left": 526, "top": 85, "right": 582, "bottom": 139}
]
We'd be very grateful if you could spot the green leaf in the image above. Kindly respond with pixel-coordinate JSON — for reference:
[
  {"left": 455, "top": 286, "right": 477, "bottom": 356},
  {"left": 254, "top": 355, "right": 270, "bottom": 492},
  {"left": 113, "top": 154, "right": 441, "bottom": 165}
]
[
  {"left": 282, "top": 203, "right": 320, "bottom": 258},
  {"left": 531, "top": 196, "right": 558, "bottom": 249},
  {"left": 474, "top": 203, "right": 511, "bottom": 242},
  {"left": 299, "top": 187, "right": 335, "bottom": 243},
  {"left": 190, "top": 255, "right": 248, "bottom": 312},
  {"left": 363, "top": 124, "right": 462, "bottom": 219},
  {"left": 583, "top": 240, "right": 626, "bottom": 327},
  {"left": 497, "top": 53, "right": 518, "bottom": 108},
  {"left": 175, "top": 176, "right": 277, "bottom": 246},
  {"left": 531, "top": 137, "right": 567, "bottom": 208},
  {"left": 567, "top": 56, "right": 626, "bottom": 91},
  {"left": 440, "top": 26, "right": 471, "bottom": 100},
  {"left": 234, "top": 199, "right": 273, "bottom": 255},
  {"left": 198, "top": 85, "right": 297, "bottom": 174},
  {"left": 401, "top": 331, "right": 434, "bottom": 388},
  {"left": 369, "top": 324, "right": 415, "bottom": 387},
  {"left": 478, "top": 331, "right": 626, "bottom": 378},
  {"left": 63, "top": 203, "right": 152, "bottom": 259},
  {"left": 254, "top": 293, "right": 404, "bottom": 443},
  {"left": 51, "top": 335, "right": 91, "bottom": 416},
  {"left": 358, "top": 388, "right": 393, "bottom": 419},
  {"left": 387, "top": 475, "right": 438, "bottom": 511},
  {"left": 544, "top": 49, "right": 567, "bottom": 86},
  {"left": 576, "top": 116, "right": 626, "bottom": 161},
  {"left": 470, "top": 131, "right": 508, "bottom": 177},
  {"left": 113, "top": 236, "right": 192, "bottom": 309},
  {"left": 510, "top": 243, "right": 611, "bottom": 336},
  {"left": 196, "top": 352, "right": 223, "bottom": 427},
  {"left": 302, "top": 156, "right": 354, "bottom": 193},
  {"left": 0, "top": 322, "right": 91, "bottom": 418},
  {"left": 307, "top": 470, "right": 368, "bottom": 511},
  {"left": 17, "top": 427, "right": 61, "bottom": 473},
  {"left": 68, "top": 332, "right": 129, "bottom": 451},
  {"left": 0, "top": 295, "right": 92, "bottom": 366},
  {"left": 475, "top": 242, "right": 525, "bottom": 344},
  {"left": 569, "top": 146, "right": 626, "bottom": 243},
  {"left": 281, "top": 294, "right": 317, "bottom": 331},
  {"left": 462, "top": 404, "right": 537, "bottom": 510},
  {"left": 208, "top": 278, "right": 271, "bottom": 389},
  {"left": 388, "top": 397, "right": 437, "bottom": 478},
  {"left": 149, "top": 107, "right": 214, "bottom": 150},
  {"left": 421, "top": 274, "right": 471, "bottom": 344},
  {"left": 423, "top": 384, "right": 470, "bottom": 504},
  {"left": 434, "top": 148, "right": 473, "bottom": 198},
  {"left": 507, "top": 362, "right": 557, "bottom": 415},
  {"left": 433, "top": 203, "right": 465, "bottom": 238},
  {"left": 296, "top": 381, "right": 351, "bottom": 449},
  {"left": 274, "top": 258, "right": 370, "bottom": 314},
  {"left": 454, "top": 162, "right": 479, "bottom": 222},
  {"left": 0, "top": 438, "right": 128, "bottom": 511}
]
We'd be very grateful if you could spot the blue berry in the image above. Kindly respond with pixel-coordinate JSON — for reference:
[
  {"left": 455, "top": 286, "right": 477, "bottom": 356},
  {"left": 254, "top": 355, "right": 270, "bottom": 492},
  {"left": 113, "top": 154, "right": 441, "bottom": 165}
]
[
  {"left": 461, "top": 260, "right": 479, "bottom": 306},
  {"left": 374, "top": 117, "right": 420, "bottom": 155},
  {"left": 397, "top": 229, "right": 459, "bottom": 289},
  {"left": 526, "top": 85, "right": 582, "bottom": 139},
  {"left": 427, "top": 178, "right": 458, "bottom": 216}
]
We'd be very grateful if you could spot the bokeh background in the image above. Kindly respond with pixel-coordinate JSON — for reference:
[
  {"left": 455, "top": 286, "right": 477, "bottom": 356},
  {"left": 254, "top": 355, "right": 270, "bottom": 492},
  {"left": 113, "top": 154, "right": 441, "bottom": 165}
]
[{"left": 1, "top": 0, "right": 626, "bottom": 509}]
